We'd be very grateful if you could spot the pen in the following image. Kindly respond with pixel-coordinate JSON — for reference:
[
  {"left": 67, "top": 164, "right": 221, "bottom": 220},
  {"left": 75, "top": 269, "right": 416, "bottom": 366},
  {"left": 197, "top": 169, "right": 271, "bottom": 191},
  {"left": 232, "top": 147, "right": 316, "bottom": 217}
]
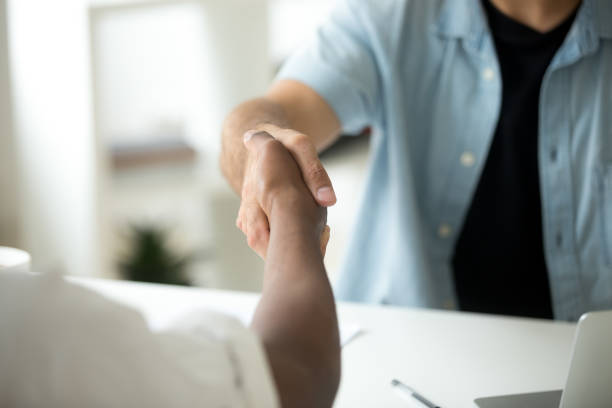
[{"left": 391, "top": 379, "right": 441, "bottom": 408}]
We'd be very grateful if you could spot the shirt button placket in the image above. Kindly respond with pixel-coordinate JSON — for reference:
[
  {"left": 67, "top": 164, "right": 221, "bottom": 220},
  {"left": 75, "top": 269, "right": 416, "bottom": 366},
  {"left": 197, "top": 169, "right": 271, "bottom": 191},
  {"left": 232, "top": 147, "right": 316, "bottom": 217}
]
[
  {"left": 550, "top": 147, "right": 558, "bottom": 163},
  {"left": 556, "top": 232, "right": 563, "bottom": 249}
]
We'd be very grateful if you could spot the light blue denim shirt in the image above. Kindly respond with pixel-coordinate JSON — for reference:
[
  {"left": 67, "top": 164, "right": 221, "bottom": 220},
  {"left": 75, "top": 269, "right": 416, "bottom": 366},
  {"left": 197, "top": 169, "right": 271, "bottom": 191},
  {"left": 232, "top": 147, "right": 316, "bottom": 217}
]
[{"left": 277, "top": 0, "right": 612, "bottom": 321}]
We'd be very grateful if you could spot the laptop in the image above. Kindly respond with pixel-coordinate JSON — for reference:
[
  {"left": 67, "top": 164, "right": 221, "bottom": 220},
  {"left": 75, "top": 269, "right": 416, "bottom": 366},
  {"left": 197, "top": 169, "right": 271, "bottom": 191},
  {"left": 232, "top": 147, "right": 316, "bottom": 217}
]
[{"left": 475, "top": 310, "right": 612, "bottom": 408}]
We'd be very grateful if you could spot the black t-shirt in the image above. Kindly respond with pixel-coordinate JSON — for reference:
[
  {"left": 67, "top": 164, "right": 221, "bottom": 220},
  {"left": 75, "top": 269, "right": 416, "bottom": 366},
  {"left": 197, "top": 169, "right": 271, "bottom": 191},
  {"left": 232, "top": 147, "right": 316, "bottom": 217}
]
[{"left": 451, "top": 1, "right": 578, "bottom": 319}]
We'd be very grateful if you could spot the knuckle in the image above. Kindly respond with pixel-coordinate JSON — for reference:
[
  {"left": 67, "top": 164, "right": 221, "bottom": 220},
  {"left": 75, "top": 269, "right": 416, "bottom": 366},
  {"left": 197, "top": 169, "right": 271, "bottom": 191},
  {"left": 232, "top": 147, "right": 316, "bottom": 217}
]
[
  {"left": 288, "top": 133, "right": 309, "bottom": 149},
  {"left": 247, "top": 234, "right": 259, "bottom": 249},
  {"left": 241, "top": 192, "right": 257, "bottom": 211},
  {"left": 236, "top": 211, "right": 245, "bottom": 226},
  {"left": 251, "top": 209, "right": 266, "bottom": 226},
  {"left": 243, "top": 195, "right": 256, "bottom": 208},
  {"left": 247, "top": 227, "right": 267, "bottom": 248}
]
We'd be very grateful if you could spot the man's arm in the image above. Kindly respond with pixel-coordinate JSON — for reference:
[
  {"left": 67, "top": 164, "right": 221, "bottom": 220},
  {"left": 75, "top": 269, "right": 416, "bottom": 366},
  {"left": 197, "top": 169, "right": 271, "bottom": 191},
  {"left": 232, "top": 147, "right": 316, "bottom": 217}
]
[
  {"left": 220, "top": 79, "right": 342, "bottom": 193},
  {"left": 219, "top": 80, "right": 342, "bottom": 258},
  {"left": 220, "top": 97, "right": 290, "bottom": 194},
  {"left": 246, "top": 132, "right": 340, "bottom": 408}
]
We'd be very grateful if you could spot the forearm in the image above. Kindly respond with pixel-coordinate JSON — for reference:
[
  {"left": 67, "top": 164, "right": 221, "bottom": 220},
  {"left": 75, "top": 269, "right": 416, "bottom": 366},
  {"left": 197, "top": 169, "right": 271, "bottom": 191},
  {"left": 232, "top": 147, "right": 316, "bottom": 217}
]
[
  {"left": 220, "top": 98, "right": 290, "bottom": 194},
  {"left": 251, "top": 203, "right": 340, "bottom": 408}
]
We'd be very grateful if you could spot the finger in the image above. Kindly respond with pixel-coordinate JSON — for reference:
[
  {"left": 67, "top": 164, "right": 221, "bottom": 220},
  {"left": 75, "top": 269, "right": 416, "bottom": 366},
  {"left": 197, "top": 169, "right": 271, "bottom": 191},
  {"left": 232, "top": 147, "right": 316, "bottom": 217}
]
[
  {"left": 320, "top": 225, "right": 331, "bottom": 257},
  {"left": 243, "top": 129, "right": 275, "bottom": 152},
  {"left": 245, "top": 203, "right": 270, "bottom": 259},
  {"left": 252, "top": 125, "right": 337, "bottom": 207},
  {"left": 236, "top": 216, "right": 242, "bottom": 231},
  {"left": 237, "top": 198, "right": 248, "bottom": 234}
]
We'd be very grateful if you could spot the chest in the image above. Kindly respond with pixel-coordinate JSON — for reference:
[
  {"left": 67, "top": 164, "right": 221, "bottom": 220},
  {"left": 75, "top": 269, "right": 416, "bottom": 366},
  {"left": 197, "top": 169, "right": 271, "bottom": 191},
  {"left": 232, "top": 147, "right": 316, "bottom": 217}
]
[{"left": 387, "top": 37, "right": 612, "bottom": 264}]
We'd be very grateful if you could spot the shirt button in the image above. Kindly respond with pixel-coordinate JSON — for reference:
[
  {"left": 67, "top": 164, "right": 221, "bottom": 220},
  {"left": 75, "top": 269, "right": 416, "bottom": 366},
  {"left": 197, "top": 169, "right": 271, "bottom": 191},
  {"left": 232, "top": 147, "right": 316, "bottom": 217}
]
[
  {"left": 550, "top": 148, "right": 558, "bottom": 162},
  {"left": 483, "top": 67, "right": 495, "bottom": 81},
  {"left": 460, "top": 151, "right": 476, "bottom": 167},
  {"left": 438, "top": 224, "right": 453, "bottom": 239}
]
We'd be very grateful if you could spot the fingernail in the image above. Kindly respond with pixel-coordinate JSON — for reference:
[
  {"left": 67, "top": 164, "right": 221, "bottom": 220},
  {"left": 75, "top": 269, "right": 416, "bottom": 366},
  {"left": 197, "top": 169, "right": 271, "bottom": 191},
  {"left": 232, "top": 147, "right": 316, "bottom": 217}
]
[
  {"left": 316, "top": 186, "right": 336, "bottom": 205},
  {"left": 243, "top": 130, "right": 256, "bottom": 143}
]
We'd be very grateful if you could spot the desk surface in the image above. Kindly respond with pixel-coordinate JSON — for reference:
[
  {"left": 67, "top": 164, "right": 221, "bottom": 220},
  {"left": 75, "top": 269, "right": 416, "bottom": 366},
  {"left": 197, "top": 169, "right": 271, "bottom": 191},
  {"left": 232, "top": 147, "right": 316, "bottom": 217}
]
[{"left": 71, "top": 277, "right": 576, "bottom": 408}]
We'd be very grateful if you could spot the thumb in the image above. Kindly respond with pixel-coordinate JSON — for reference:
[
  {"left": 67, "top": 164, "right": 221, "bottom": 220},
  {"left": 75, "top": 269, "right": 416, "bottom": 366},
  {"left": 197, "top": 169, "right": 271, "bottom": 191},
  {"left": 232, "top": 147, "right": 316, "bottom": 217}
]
[{"left": 254, "top": 125, "right": 337, "bottom": 207}]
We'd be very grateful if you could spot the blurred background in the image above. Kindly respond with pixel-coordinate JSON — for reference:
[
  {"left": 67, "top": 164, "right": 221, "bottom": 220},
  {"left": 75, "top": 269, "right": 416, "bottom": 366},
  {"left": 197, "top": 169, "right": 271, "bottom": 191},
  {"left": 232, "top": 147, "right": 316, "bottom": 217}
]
[{"left": 0, "top": 0, "right": 369, "bottom": 292}]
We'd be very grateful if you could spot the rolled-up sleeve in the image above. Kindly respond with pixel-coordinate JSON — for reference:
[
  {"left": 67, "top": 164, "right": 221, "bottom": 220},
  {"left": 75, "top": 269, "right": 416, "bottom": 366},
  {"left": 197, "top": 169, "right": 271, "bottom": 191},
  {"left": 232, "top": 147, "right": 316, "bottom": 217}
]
[{"left": 277, "top": 0, "right": 381, "bottom": 134}]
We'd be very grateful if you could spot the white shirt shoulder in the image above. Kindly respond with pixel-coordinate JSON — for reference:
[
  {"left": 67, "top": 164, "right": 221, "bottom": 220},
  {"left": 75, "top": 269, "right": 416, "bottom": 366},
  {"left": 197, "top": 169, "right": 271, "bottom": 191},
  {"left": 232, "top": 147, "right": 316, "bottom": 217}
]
[{"left": 0, "top": 273, "right": 279, "bottom": 408}]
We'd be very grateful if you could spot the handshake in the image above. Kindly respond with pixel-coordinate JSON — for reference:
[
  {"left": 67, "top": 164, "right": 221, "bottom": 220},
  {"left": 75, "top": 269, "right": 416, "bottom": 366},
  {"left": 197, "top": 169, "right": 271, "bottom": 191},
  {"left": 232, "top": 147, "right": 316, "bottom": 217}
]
[
  {"left": 238, "top": 125, "right": 334, "bottom": 259},
  {"left": 220, "top": 89, "right": 344, "bottom": 406},
  {"left": 239, "top": 127, "right": 341, "bottom": 408}
]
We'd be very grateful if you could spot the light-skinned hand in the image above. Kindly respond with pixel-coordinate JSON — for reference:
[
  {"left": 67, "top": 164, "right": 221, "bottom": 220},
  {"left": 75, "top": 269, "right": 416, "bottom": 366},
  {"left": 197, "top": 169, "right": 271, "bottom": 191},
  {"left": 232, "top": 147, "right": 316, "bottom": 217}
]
[{"left": 240, "top": 129, "right": 332, "bottom": 258}]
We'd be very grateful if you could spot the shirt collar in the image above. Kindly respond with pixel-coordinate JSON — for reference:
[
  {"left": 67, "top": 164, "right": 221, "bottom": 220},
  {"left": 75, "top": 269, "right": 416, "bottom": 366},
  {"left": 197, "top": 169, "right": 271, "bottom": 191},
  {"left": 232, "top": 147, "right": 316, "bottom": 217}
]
[
  {"left": 433, "top": 0, "right": 489, "bottom": 56},
  {"left": 434, "top": 0, "right": 612, "bottom": 41},
  {"left": 593, "top": 0, "right": 612, "bottom": 39},
  {"left": 550, "top": 0, "right": 610, "bottom": 69},
  {"left": 433, "top": 0, "right": 478, "bottom": 40}
]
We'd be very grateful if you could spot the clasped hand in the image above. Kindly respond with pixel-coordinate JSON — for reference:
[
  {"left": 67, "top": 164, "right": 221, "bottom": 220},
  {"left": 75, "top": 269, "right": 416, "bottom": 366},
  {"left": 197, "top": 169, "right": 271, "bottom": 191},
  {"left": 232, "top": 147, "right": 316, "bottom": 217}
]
[{"left": 238, "top": 126, "right": 334, "bottom": 258}]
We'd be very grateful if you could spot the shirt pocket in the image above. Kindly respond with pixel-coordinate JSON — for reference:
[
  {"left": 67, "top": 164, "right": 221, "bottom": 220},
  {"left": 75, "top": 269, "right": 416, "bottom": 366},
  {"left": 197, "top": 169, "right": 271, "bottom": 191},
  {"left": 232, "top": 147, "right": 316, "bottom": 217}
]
[{"left": 597, "top": 164, "right": 612, "bottom": 266}]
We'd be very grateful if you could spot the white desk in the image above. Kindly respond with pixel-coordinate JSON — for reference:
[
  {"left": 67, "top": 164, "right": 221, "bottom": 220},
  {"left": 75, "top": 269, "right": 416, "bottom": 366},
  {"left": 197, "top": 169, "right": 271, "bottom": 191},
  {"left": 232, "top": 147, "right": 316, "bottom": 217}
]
[{"left": 71, "top": 277, "right": 577, "bottom": 408}]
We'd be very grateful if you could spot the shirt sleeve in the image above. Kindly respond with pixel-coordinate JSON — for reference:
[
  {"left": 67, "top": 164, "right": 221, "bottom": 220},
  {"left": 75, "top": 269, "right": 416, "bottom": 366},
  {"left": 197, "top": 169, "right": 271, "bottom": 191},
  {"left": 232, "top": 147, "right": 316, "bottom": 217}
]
[
  {"left": 161, "top": 311, "right": 280, "bottom": 408},
  {"left": 0, "top": 273, "right": 279, "bottom": 408},
  {"left": 277, "top": 0, "right": 382, "bottom": 134}
]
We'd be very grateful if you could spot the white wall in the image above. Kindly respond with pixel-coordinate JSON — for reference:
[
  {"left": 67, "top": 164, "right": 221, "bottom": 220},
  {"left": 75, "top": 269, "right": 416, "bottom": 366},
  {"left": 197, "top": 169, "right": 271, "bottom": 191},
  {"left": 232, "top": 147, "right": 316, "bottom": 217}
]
[
  {"left": 91, "top": 0, "right": 272, "bottom": 286},
  {"left": 269, "top": 0, "right": 334, "bottom": 65},
  {"left": 0, "top": 0, "right": 19, "bottom": 246},
  {"left": 7, "top": 0, "right": 107, "bottom": 276},
  {"left": 91, "top": 0, "right": 270, "bottom": 157},
  {"left": 92, "top": 2, "right": 209, "bottom": 148}
]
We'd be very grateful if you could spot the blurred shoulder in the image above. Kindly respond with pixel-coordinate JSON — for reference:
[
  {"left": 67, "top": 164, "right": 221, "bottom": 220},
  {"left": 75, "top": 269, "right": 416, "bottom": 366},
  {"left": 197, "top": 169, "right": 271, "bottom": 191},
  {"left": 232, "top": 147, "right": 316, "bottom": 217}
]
[
  {"left": 344, "top": 0, "right": 444, "bottom": 25},
  {"left": 339, "top": 0, "right": 446, "bottom": 55}
]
